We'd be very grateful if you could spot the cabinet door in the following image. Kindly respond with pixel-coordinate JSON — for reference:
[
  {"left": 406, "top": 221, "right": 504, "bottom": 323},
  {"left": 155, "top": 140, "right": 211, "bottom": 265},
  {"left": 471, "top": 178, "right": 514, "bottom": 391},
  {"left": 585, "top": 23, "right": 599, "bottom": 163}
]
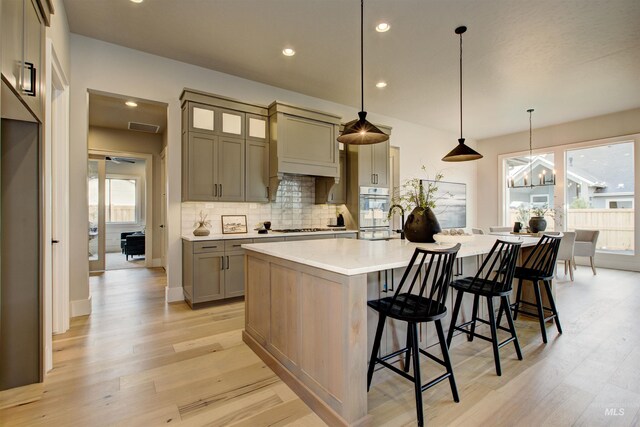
[
  {"left": 217, "top": 136, "right": 245, "bottom": 201},
  {"left": 224, "top": 253, "right": 245, "bottom": 298},
  {"left": 189, "top": 103, "right": 216, "bottom": 134},
  {"left": 358, "top": 145, "right": 374, "bottom": 186},
  {"left": 1, "top": 0, "right": 23, "bottom": 92},
  {"left": 187, "top": 133, "right": 216, "bottom": 201},
  {"left": 193, "top": 253, "right": 225, "bottom": 302},
  {"left": 372, "top": 140, "right": 389, "bottom": 188},
  {"left": 23, "top": 0, "right": 42, "bottom": 118},
  {"left": 219, "top": 108, "right": 245, "bottom": 138},
  {"left": 245, "top": 140, "right": 269, "bottom": 202},
  {"left": 246, "top": 114, "right": 268, "bottom": 142}
]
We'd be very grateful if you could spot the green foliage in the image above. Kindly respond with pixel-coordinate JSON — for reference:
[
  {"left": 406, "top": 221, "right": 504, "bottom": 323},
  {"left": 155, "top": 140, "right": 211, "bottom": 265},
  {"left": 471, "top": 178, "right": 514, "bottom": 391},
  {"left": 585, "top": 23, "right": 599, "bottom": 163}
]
[
  {"left": 570, "top": 198, "right": 588, "bottom": 209},
  {"left": 516, "top": 206, "right": 530, "bottom": 223},
  {"left": 389, "top": 166, "right": 449, "bottom": 217}
]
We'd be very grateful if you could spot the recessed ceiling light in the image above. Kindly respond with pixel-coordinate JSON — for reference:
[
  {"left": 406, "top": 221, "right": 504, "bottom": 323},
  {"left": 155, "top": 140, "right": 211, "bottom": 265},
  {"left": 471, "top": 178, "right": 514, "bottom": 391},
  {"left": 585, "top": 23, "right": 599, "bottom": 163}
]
[
  {"left": 376, "top": 23, "right": 390, "bottom": 32},
  {"left": 376, "top": 81, "right": 387, "bottom": 88},
  {"left": 125, "top": 101, "right": 138, "bottom": 107},
  {"left": 282, "top": 48, "right": 295, "bottom": 56},
  {"left": 130, "top": 0, "right": 143, "bottom": 3}
]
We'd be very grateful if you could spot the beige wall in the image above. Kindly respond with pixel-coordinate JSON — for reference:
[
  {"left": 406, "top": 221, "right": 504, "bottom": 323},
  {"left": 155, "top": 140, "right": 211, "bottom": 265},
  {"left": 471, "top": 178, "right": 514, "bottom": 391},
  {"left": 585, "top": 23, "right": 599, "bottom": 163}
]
[
  {"left": 88, "top": 126, "right": 164, "bottom": 261},
  {"left": 69, "top": 34, "right": 479, "bottom": 307},
  {"left": 477, "top": 107, "right": 640, "bottom": 271},
  {"left": 46, "top": 0, "right": 70, "bottom": 79}
]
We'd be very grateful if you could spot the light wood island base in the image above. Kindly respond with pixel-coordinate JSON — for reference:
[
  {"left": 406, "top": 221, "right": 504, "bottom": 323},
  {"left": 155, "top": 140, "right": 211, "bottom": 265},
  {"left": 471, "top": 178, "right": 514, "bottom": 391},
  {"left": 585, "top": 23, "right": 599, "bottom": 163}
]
[{"left": 243, "top": 251, "right": 370, "bottom": 427}]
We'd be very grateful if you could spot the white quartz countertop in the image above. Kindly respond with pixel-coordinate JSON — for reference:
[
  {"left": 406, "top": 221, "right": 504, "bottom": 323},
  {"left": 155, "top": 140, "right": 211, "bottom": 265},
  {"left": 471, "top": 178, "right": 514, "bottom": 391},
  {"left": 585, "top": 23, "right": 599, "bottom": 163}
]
[
  {"left": 242, "top": 234, "right": 540, "bottom": 276},
  {"left": 182, "top": 229, "right": 357, "bottom": 241}
]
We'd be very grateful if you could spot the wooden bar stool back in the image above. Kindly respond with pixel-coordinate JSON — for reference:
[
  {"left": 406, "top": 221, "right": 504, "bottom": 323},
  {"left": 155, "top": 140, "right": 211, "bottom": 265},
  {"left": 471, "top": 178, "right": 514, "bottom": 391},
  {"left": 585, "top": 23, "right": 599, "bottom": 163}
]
[
  {"left": 446, "top": 239, "right": 523, "bottom": 376},
  {"left": 366, "top": 244, "right": 461, "bottom": 427},
  {"left": 512, "top": 233, "right": 563, "bottom": 343}
]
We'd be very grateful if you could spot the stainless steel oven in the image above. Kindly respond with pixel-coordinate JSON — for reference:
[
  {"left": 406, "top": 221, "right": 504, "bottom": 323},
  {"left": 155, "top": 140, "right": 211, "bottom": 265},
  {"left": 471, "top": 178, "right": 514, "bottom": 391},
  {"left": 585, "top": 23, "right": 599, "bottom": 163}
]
[{"left": 359, "top": 187, "right": 391, "bottom": 240}]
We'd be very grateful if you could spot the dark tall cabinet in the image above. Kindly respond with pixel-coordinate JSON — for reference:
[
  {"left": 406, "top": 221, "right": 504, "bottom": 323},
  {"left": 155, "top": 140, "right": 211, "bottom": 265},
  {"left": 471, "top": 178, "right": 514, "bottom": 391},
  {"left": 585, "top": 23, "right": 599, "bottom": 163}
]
[{"left": 0, "top": 119, "right": 41, "bottom": 390}]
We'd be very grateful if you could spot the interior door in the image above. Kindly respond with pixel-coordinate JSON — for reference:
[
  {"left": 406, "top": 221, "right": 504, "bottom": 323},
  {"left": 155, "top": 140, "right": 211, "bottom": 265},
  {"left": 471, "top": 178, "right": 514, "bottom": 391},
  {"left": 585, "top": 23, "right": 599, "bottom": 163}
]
[{"left": 88, "top": 157, "right": 106, "bottom": 272}]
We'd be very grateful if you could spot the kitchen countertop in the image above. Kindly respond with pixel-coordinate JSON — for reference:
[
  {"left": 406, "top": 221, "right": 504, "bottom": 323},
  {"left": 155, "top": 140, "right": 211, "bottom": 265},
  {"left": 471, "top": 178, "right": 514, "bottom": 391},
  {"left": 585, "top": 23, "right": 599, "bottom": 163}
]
[
  {"left": 242, "top": 234, "right": 540, "bottom": 276},
  {"left": 181, "top": 229, "right": 357, "bottom": 241}
]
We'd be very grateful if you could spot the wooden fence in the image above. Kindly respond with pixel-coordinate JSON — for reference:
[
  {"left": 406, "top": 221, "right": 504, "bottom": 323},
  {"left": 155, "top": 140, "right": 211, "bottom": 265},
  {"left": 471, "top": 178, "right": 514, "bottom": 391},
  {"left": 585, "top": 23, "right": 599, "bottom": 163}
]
[{"left": 509, "top": 208, "right": 634, "bottom": 251}]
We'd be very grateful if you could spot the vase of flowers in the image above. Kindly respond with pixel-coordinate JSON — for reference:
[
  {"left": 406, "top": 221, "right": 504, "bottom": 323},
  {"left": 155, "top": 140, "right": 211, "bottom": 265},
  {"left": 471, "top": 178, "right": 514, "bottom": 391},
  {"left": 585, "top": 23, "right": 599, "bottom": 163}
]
[
  {"left": 389, "top": 167, "right": 445, "bottom": 243},
  {"left": 528, "top": 204, "right": 557, "bottom": 233},
  {"left": 193, "top": 211, "right": 211, "bottom": 236}
]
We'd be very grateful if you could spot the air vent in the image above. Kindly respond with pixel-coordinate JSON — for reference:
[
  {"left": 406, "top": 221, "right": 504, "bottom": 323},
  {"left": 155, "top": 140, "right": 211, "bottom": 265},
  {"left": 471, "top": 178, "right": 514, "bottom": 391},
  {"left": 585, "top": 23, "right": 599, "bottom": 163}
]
[{"left": 128, "top": 121, "right": 160, "bottom": 133}]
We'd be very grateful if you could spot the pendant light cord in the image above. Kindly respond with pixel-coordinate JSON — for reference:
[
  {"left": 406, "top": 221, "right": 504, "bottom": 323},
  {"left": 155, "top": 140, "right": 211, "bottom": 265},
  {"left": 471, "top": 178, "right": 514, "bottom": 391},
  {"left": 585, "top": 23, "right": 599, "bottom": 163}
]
[
  {"left": 529, "top": 109, "right": 533, "bottom": 187},
  {"left": 360, "top": 0, "right": 364, "bottom": 113},
  {"left": 459, "top": 30, "right": 463, "bottom": 140}
]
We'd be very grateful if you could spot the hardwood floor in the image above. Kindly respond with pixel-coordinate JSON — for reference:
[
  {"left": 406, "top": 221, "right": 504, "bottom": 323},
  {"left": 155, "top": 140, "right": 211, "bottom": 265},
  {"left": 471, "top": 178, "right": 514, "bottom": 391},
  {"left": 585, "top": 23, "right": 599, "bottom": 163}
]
[{"left": 1, "top": 267, "right": 639, "bottom": 426}]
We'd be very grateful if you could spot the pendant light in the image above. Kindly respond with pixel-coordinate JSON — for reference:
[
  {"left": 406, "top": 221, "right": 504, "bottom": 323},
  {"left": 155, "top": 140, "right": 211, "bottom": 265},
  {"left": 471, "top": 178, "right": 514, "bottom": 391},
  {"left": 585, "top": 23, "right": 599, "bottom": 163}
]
[
  {"left": 507, "top": 109, "right": 556, "bottom": 188},
  {"left": 442, "top": 26, "right": 483, "bottom": 162},
  {"left": 337, "top": 0, "right": 389, "bottom": 145}
]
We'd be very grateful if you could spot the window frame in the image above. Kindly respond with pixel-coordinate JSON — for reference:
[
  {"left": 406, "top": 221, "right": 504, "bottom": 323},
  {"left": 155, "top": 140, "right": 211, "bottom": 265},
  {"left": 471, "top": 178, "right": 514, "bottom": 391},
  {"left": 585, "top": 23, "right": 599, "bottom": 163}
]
[{"left": 104, "top": 174, "right": 141, "bottom": 225}]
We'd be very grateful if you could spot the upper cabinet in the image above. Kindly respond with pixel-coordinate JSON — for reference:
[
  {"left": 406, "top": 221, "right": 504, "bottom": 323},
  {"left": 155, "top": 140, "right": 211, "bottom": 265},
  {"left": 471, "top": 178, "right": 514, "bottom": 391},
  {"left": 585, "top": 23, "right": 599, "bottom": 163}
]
[
  {"left": 181, "top": 89, "right": 268, "bottom": 202},
  {"left": 1, "top": 0, "right": 52, "bottom": 122},
  {"left": 348, "top": 124, "right": 392, "bottom": 189}
]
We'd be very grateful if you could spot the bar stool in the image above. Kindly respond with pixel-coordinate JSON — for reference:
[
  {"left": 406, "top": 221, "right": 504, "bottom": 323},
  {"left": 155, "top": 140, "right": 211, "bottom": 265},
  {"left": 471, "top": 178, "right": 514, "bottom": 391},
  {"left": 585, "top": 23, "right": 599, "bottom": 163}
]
[
  {"left": 509, "top": 234, "right": 563, "bottom": 343},
  {"left": 446, "top": 239, "right": 523, "bottom": 376},
  {"left": 367, "top": 244, "right": 461, "bottom": 427}
]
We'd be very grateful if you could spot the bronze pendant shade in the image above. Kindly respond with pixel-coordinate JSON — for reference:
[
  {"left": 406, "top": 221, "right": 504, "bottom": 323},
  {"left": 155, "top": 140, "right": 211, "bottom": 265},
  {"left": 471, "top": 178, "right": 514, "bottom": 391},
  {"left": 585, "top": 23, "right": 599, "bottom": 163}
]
[
  {"left": 442, "top": 26, "right": 482, "bottom": 162},
  {"left": 337, "top": 0, "right": 389, "bottom": 145}
]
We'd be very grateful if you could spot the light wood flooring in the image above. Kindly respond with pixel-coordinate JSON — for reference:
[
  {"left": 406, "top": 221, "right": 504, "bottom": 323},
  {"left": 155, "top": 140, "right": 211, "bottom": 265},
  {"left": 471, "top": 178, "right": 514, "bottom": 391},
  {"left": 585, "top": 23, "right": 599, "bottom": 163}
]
[{"left": 1, "top": 266, "right": 639, "bottom": 426}]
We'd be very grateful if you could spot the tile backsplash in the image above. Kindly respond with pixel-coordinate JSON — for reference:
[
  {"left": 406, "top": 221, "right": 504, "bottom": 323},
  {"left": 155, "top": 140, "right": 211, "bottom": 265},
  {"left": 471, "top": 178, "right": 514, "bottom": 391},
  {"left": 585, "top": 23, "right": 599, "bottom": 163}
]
[{"left": 182, "top": 175, "right": 344, "bottom": 234}]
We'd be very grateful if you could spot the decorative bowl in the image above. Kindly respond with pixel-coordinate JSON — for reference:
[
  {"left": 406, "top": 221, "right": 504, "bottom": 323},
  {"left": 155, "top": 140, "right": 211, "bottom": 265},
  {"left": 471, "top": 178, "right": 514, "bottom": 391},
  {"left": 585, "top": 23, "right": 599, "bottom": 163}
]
[{"left": 433, "top": 233, "right": 475, "bottom": 244}]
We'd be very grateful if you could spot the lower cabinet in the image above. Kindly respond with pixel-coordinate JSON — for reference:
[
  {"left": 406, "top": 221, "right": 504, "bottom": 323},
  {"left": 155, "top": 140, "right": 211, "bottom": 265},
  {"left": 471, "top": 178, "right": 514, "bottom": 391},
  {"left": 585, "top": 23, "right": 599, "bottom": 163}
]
[{"left": 183, "top": 233, "right": 358, "bottom": 306}]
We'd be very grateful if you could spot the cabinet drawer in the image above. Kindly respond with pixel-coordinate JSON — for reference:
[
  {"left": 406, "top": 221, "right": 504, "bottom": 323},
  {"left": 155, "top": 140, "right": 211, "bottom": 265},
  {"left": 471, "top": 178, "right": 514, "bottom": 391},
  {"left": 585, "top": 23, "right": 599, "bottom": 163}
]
[
  {"left": 258, "top": 237, "right": 285, "bottom": 243},
  {"left": 193, "top": 241, "right": 224, "bottom": 253},
  {"left": 224, "top": 239, "right": 253, "bottom": 252}
]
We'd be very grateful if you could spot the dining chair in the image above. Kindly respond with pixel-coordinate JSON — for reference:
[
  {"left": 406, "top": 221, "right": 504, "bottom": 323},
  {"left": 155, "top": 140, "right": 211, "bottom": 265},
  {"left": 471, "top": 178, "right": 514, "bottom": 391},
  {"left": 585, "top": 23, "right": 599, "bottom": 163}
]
[
  {"left": 573, "top": 230, "right": 600, "bottom": 275},
  {"left": 556, "top": 231, "right": 576, "bottom": 281}
]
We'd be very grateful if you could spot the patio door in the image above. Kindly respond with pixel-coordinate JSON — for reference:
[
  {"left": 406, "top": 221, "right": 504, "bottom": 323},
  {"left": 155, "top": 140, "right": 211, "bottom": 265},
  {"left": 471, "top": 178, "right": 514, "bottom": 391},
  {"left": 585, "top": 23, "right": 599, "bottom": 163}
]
[{"left": 88, "top": 156, "right": 106, "bottom": 272}]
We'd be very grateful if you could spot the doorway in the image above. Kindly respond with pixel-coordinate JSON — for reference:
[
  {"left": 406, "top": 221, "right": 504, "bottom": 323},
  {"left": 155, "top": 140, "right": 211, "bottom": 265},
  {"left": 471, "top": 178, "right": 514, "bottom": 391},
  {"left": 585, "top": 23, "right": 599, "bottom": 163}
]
[{"left": 87, "top": 91, "right": 167, "bottom": 274}]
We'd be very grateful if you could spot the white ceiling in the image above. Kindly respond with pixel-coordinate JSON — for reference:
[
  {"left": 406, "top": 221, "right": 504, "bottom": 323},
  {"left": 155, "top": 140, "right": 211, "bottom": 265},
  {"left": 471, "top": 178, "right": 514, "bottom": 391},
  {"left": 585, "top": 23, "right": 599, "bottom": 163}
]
[
  {"left": 89, "top": 91, "right": 167, "bottom": 133},
  {"left": 64, "top": 0, "right": 640, "bottom": 139}
]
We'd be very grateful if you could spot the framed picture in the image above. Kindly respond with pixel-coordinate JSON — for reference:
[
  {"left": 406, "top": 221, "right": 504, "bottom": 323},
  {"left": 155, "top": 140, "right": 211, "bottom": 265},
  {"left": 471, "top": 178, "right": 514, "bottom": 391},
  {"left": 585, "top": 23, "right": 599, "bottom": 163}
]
[
  {"left": 221, "top": 215, "right": 248, "bottom": 234},
  {"left": 422, "top": 180, "right": 467, "bottom": 228}
]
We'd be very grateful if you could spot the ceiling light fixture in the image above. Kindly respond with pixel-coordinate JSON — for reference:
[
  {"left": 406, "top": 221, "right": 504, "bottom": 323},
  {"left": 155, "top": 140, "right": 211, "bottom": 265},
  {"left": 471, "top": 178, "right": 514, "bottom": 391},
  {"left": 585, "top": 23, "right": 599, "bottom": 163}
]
[
  {"left": 130, "top": 0, "right": 144, "bottom": 3},
  {"left": 338, "top": 0, "right": 389, "bottom": 145},
  {"left": 442, "top": 26, "right": 483, "bottom": 162},
  {"left": 125, "top": 101, "right": 138, "bottom": 107},
  {"left": 376, "top": 81, "right": 387, "bottom": 88},
  {"left": 282, "top": 48, "right": 295, "bottom": 56},
  {"left": 375, "top": 22, "right": 390, "bottom": 32},
  {"left": 507, "top": 109, "right": 556, "bottom": 188}
]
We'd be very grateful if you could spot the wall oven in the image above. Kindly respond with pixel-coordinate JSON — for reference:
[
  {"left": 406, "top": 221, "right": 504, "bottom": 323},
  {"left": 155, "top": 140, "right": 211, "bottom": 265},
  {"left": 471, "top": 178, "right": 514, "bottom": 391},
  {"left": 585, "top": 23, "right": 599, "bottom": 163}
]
[{"left": 359, "top": 187, "right": 391, "bottom": 240}]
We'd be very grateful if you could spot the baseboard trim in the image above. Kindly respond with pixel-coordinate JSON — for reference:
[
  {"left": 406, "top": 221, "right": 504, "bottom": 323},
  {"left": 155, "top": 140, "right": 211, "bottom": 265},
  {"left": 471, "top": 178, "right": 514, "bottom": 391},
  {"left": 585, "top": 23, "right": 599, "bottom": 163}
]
[
  {"left": 165, "top": 286, "right": 184, "bottom": 303},
  {"left": 70, "top": 295, "right": 92, "bottom": 317}
]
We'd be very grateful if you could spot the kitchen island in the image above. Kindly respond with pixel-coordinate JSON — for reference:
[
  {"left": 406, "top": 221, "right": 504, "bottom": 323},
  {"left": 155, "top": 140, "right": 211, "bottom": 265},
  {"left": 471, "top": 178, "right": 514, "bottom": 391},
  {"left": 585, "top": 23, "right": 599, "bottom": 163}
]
[{"left": 242, "top": 235, "right": 541, "bottom": 426}]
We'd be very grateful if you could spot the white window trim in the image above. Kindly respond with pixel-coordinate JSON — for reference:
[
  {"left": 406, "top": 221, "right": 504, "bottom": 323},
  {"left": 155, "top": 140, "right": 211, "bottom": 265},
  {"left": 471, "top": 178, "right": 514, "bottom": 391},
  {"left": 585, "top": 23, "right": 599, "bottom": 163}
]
[
  {"left": 606, "top": 198, "right": 634, "bottom": 209},
  {"left": 105, "top": 174, "right": 142, "bottom": 225},
  {"left": 530, "top": 194, "right": 549, "bottom": 205}
]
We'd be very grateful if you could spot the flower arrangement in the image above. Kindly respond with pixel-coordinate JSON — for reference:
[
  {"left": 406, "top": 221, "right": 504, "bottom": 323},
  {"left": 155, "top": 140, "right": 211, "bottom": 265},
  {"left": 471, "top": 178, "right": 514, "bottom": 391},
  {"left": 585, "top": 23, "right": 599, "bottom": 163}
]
[
  {"left": 389, "top": 166, "right": 449, "bottom": 217},
  {"left": 193, "top": 211, "right": 212, "bottom": 236}
]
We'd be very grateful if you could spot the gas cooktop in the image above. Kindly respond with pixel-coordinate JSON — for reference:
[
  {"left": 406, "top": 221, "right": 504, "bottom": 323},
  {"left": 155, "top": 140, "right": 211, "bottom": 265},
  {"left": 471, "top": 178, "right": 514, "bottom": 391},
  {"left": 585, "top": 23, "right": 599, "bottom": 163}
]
[{"left": 271, "top": 228, "right": 345, "bottom": 233}]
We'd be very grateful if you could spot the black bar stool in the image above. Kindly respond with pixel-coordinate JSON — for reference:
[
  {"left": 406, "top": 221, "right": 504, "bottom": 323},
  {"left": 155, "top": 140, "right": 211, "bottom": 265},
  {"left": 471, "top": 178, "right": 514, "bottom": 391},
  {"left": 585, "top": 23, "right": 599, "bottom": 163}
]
[
  {"left": 508, "top": 233, "right": 563, "bottom": 343},
  {"left": 367, "top": 244, "right": 461, "bottom": 427},
  {"left": 446, "top": 239, "right": 523, "bottom": 376}
]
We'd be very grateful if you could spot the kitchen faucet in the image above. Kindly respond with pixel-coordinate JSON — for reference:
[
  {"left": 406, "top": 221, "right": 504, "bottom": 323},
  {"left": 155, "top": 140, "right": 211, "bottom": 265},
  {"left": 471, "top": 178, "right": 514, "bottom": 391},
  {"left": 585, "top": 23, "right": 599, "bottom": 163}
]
[{"left": 388, "top": 204, "right": 405, "bottom": 240}]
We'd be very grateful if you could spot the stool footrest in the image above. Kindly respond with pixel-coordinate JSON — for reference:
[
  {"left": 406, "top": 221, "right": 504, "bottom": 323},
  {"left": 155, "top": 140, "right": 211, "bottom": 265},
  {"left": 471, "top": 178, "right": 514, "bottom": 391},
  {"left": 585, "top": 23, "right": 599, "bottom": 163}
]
[{"left": 418, "top": 348, "right": 447, "bottom": 367}]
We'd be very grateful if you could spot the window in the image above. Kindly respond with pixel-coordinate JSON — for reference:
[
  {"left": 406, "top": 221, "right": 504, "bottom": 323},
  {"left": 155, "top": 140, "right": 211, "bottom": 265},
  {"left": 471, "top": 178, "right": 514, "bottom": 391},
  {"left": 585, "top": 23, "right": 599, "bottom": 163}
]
[
  {"left": 607, "top": 199, "right": 633, "bottom": 209},
  {"left": 504, "top": 152, "right": 556, "bottom": 231},
  {"left": 565, "top": 141, "right": 634, "bottom": 254},
  {"left": 105, "top": 177, "right": 138, "bottom": 223}
]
